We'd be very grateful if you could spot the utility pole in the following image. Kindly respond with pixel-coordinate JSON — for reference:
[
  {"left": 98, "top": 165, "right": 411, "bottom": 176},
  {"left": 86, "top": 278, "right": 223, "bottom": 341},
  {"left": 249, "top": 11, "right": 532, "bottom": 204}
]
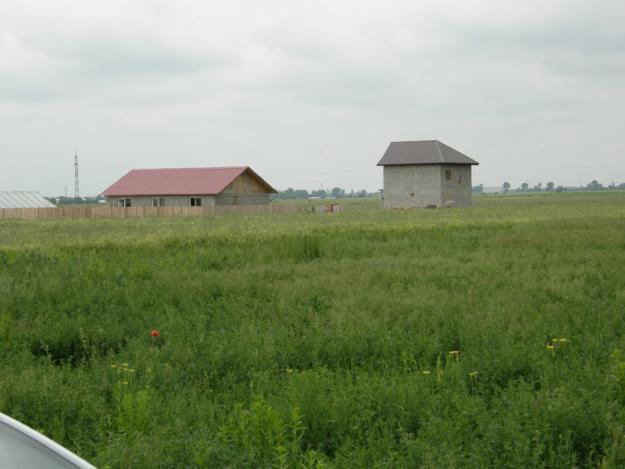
[{"left": 74, "top": 150, "right": 80, "bottom": 199}]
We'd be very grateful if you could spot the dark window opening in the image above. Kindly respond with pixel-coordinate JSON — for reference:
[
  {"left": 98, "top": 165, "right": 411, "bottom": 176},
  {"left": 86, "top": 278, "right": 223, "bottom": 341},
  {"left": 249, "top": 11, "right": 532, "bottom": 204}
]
[
  {"left": 190, "top": 197, "right": 202, "bottom": 207},
  {"left": 445, "top": 170, "right": 451, "bottom": 181},
  {"left": 118, "top": 198, "right": 131, "bottom": 208},
  {"left": 458, "top": 175, "right": 462, "bottom": 184},
  {"left": 152, "top": 198, "right": 165, "bottom": 207}
]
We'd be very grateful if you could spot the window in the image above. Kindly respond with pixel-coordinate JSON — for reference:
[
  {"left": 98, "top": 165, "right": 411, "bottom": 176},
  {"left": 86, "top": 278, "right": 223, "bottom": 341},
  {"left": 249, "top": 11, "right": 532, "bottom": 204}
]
[
  {"left": 458, "top": 175, "right": 462, "bottom": 184},
  {"left": 152, "top": 197, "right": 165, "bottom": 207},
  {"left": 118, "top": 198, "right": 131, "bottom": 208},
  {"left": 190, "top": 197, "right": 202, "bottom": 207},
  {"left": 445, "top": 170, "right": 451, "bottom": 181}
]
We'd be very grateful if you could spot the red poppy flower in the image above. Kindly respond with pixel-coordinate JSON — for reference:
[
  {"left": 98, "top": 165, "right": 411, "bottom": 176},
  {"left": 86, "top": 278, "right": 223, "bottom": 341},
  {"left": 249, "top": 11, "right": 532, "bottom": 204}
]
[{"left": 150, "top": 329, "right": 160, "bottom": 338}]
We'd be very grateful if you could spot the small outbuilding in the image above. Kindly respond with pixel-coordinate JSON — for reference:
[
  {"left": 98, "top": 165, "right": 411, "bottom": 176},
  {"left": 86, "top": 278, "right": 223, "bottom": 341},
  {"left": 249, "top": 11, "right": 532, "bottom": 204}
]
[
  {"left": 377, "top": 140, "right": 479, "bottom": 209},
  {"left": 102, "top": 166, "right": 277, "bottom": 207},
  {"left": 0, "top": 191, "right": 55, "bottom": 208}
]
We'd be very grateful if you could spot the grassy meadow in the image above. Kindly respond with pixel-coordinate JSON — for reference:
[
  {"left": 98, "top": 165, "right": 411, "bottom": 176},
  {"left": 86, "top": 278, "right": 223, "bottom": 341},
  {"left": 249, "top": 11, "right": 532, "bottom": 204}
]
[{"left": 1, "top": 192, "right": 625, "bottom": 467}]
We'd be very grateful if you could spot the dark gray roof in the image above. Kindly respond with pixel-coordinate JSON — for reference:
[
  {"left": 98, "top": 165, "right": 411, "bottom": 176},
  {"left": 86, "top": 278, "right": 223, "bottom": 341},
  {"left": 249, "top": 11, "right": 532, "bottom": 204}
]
[{"left": 377, "top": 140, "right": 479, "bottom": 166}]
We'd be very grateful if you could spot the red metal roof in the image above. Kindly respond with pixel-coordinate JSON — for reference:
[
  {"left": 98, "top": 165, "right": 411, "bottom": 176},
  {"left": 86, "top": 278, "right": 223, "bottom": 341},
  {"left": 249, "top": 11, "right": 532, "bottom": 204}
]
[{"left": 102, "top": 166, "right": 276, "bottom": 197}]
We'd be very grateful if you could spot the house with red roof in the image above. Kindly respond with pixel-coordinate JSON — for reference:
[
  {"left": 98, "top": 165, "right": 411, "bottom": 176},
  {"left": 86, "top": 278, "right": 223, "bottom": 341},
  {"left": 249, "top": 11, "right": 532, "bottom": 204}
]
[{"left": 102, "top": 166, "right": 277, "bottom": 208}]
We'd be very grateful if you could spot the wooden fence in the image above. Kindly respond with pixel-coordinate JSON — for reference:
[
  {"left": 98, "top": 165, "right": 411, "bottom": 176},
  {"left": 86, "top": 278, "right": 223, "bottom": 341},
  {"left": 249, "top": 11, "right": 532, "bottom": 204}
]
[{"left": 0, "top": 204, "right": 299, "bottom": 221}]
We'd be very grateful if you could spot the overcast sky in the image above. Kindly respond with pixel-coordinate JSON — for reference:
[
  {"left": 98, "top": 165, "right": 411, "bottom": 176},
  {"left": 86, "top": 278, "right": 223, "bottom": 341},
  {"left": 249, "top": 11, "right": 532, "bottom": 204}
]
[{"left": 1, "top": 0, "right": 624, "bottom": 196}]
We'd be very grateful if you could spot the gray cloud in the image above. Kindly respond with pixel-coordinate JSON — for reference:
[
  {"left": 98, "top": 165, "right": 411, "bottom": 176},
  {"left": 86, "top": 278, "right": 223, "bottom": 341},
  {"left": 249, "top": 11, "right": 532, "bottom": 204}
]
[{"left": 58, "top": 38, "right": 228, "bottom": 77}]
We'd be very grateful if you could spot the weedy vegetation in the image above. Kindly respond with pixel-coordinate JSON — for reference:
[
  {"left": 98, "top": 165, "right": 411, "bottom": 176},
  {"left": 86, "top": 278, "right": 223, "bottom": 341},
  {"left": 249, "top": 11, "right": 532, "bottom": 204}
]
[{"left": 1, "top": 192, "right": 625, "bottom": 467}]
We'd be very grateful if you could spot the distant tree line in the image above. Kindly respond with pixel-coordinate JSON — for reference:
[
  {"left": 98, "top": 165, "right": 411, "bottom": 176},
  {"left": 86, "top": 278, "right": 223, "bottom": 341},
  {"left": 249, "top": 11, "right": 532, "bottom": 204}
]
[
  {"left": 473, "top": 180, "right": 625, "bottom": 194},
  {"left": 273, "top": 187, "right": 378, "bottom": 200}
]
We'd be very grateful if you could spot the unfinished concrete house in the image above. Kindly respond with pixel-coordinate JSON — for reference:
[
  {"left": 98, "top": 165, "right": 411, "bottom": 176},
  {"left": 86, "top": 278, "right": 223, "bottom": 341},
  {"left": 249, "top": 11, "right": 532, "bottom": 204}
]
[
  {"left": 102, "top": 166, "right": 276, "bottom": 207},
  {"left": 377, "top": 140, "right": 479, "bottom": 209}
]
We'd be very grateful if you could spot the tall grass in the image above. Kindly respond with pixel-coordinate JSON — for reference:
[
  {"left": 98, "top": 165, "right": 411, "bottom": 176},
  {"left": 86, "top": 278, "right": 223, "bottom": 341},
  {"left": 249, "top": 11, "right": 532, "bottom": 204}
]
[{"left": 1, "top": 192, "right": 625, "bottom": 467}]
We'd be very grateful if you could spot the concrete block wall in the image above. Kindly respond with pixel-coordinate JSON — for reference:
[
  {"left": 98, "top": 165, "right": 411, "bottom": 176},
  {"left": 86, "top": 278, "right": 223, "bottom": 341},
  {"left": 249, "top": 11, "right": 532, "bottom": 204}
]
[
  {"left": 440, "top": 165, "right": 472, "bottom": 207},
  {"left": 382, "top": 165, "right": 442, "bottom": 209},
  {"left": 382, "top": 164, "right": 473, "bottom": 209}
]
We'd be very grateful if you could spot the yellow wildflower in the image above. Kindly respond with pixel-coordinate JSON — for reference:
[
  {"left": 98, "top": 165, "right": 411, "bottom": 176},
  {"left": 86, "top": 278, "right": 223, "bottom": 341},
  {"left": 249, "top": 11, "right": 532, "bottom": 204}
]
[
  {"left": 110, "top": 364, "right": 117, "bottom": 368},
  {"left": 469, "top": 371, "right": 478, "bottom": 378},
  {"left": 546, "top": 345, "right": 554, "bottom": 351},
  {"left": 422, "top": 370, "right": 431, "bottom": 375}
]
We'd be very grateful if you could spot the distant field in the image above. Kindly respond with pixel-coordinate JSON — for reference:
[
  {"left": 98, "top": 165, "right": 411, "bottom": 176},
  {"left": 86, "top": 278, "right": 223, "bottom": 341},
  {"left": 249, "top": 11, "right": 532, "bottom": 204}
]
[{"left": 1, "top": 191, "right": 625, "bottom": 467}]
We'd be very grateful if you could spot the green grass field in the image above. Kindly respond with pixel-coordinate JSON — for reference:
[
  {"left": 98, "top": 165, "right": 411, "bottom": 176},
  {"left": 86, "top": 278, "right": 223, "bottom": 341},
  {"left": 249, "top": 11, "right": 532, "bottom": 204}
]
[{"left": 1, "top": 192, "right": 625, "bottom": 468}]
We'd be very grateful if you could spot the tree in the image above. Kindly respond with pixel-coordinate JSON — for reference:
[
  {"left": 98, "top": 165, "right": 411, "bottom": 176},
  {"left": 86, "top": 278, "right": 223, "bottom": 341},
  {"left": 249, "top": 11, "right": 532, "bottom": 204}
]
[
  {"left": 502, "top": 182, "right": 511, "bottom": 193},
  {"left": 311, "top": 189, "right": 327, "bottom": 198},
  {"left": 330, "top": 187, "right": 345, "bottom": 198},
  {"left": 277, "top": 188, "right": 310, "bottom": 200},
  {"left": 586, "top": 180, "right": 603, "bottom": 191},
  {"left": 357, "top": 189, "right": 367, "bottom": 198},
  {"left": 546, "top": 182, "right": 555, "bottom": 192},
  {"left": 294, "top": 189, "right": 309, "bottom": 199},
  {"left": 279, "top": 188, "right": 295, "bottom": 199},
  {"left": 533, "top": 182, "right": 543, "bottom": 191},
  {"left": 520, "top": 182, "right": 529, "bottom": 192}
]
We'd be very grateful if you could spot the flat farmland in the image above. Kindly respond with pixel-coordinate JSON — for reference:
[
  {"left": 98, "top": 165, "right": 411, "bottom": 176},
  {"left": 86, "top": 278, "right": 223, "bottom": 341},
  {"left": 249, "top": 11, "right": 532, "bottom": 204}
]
[{"left": 1, "top": 192, "right": 625, "bottom": 468}]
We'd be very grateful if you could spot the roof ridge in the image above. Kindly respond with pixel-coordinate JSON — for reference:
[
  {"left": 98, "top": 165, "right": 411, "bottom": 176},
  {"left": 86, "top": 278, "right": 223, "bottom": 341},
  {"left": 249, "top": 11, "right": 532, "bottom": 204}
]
[
  {"left": 130, "top": 166, "right": 248, "bottom": 171},
  {"left": 0, "top": 190, "right": 44, "bottom": 193},
  {"left": 390, "top": 140, "right": 437, "bottom": 143},
  {"left": 434, "top": 140, "right": 443, "bottom": 163}
]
